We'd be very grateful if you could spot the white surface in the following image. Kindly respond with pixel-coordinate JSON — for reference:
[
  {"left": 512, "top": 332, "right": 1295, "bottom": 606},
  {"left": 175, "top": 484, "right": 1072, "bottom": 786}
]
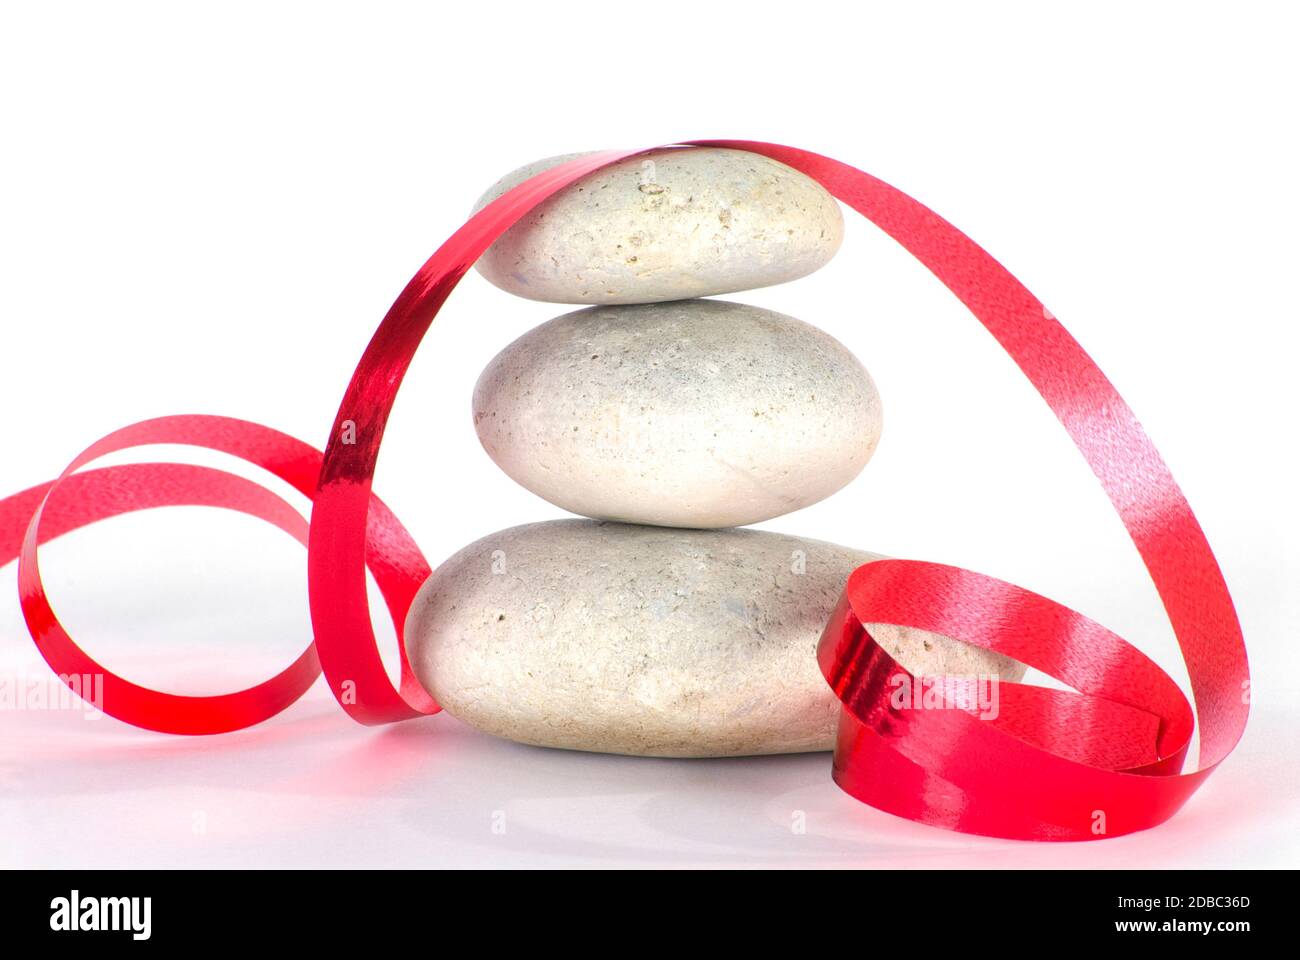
[{"left": 1, "top": 1, "right": 1297, "bottom": 868}]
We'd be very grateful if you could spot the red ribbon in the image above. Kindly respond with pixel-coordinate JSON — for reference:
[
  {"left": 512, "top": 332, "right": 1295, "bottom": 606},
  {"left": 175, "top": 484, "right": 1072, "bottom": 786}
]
[{"left": 0, "top": 141, "right": 1248, "bottom": 840}]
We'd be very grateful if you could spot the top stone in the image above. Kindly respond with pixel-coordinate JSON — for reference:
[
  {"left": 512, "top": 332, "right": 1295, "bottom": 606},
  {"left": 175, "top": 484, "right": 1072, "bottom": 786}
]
[{"left": 470, "top": 147, "right": 844, "bottom": 304}]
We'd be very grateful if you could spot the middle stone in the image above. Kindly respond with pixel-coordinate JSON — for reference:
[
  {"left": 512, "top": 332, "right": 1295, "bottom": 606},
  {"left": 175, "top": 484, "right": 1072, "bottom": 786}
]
[{"left": 473, "top": 298, "right": 882, "bottom": 529}]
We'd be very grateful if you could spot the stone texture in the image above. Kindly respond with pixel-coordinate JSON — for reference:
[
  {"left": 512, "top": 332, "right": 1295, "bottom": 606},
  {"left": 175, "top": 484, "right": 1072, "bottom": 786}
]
[
  {"left": 473, "top": 298, "right": 882, "bottom": 529},
  {"left": 404, "top": 520, "right": 1027, "bottom": 758},
  {"left": 471, "top": 147, "right": 844, "bottom": 304}
]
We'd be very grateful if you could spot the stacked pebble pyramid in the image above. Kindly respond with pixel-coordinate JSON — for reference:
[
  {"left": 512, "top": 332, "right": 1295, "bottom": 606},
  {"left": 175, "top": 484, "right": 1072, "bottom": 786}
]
[{"left": 405, "top": 148, "right": 1025, "bottom": 757}]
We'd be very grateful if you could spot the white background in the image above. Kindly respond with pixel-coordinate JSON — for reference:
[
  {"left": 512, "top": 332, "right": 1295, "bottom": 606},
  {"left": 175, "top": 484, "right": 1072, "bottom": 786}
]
[{"left": 1, "top": 1, "right": 1296, "bottom": 868}]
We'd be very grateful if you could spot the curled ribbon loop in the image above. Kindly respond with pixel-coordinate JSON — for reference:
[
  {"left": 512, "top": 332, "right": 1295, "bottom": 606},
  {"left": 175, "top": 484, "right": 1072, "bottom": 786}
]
[
  {"left": 0, "top": 141, "right": 1248, "bottom": 839},
  {"left": 1, "top": 415, "right": 430, "bottom": 734}
]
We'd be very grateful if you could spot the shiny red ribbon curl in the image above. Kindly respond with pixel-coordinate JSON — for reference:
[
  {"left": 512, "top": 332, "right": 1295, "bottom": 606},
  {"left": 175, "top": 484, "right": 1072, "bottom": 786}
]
[{"left": 0, "top": 141, "right": 1249, "bottom": 840}]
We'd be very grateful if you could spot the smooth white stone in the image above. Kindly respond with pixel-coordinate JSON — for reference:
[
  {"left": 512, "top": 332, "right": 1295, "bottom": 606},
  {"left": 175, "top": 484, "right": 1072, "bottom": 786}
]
[
  {"left": 471, "top": 147, "right": 844, "bottom": 304},
  {"left": 404, "top": 521, "right": 1027, "bottom": 758},
  {"left": 473, "top": 298, "right": 881, "bottom": 529}
]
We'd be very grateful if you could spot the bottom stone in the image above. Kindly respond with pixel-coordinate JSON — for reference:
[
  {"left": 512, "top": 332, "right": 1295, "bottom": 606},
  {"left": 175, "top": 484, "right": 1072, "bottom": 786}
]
[{"left": 404, "top": 520, "right": 1026, "bottom": 758}]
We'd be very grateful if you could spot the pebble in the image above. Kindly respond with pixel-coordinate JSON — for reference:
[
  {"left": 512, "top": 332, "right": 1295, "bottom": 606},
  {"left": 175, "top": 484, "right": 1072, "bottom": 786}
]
[
  {"left": 471, "top": 147, "right": 844, "bottom": 304},
  {"left": 473, "top": 298, "right": 881, "bottom": 529},
  {"left": 404, "top": 520, "right": 1027, "bottom": 758}
]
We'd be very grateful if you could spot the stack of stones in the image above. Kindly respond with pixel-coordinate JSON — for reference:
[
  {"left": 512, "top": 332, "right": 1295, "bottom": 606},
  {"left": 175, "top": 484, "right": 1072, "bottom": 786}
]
[{"left": 405, "top": 148, "right": 1024, "bottom": 758}]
